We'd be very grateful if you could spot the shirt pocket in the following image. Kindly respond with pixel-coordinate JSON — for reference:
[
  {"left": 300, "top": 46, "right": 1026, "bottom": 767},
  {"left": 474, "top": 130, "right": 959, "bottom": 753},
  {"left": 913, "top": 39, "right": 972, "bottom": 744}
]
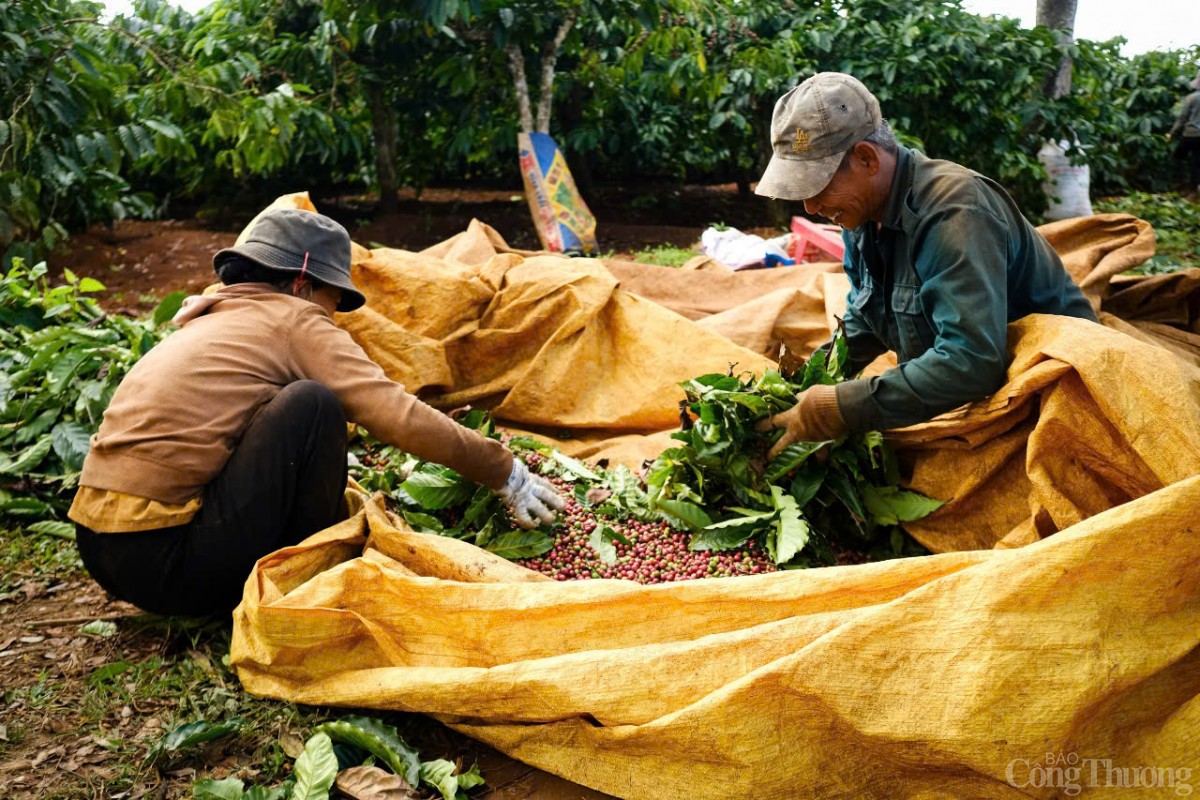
[
  {"left": 890, "top": 283, "right": 936, "bottom": 361},
  {"left": 847, "top": 278, "right": 878, "bottom": 334}
]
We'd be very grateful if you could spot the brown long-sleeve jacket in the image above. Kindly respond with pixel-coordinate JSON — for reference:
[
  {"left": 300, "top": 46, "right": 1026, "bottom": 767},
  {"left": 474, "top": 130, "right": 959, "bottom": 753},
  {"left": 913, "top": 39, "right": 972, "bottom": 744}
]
[{"left": 77, "top": 284, "right": 513, "bottom": 509}]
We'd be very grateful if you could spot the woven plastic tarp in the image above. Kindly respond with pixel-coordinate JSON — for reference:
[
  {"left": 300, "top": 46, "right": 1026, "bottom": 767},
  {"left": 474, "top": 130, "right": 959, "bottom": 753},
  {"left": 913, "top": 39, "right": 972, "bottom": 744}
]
[{"left": 232, "top": 194, "right": 1200, "bottom": 798}]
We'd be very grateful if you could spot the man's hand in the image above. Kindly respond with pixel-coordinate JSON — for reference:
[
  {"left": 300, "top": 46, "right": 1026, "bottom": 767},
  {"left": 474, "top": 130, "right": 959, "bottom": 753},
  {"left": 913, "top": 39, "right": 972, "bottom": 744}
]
[
  {"left": 497, "top": 458, "right": 566, "bottom": 528},
  {"left": 754, "top": 384, "right": 847, "bottom": 459}
]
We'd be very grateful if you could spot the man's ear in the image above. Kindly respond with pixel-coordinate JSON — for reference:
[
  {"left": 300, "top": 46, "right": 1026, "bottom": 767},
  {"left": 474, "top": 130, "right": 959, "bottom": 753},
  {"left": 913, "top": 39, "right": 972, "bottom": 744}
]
[{"left": 854, "top": 141, "right": 881, "bottom": 176}]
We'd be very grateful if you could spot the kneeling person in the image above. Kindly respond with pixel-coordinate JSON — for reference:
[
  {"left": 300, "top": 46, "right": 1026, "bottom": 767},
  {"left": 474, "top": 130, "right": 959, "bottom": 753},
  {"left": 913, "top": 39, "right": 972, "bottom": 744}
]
[
  {"left": 70, "top": 210, "right": 563, "bottom": 615},
  {"left": 754, "top": 73, "right": 1098, "bottom": 453}
]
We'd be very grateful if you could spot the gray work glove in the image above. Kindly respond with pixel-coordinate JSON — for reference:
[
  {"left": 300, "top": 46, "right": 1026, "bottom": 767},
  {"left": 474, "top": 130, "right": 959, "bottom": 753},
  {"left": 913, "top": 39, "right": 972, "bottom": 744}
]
[{"left": 496, "top": 459, "right": 565, "bottom": 529}]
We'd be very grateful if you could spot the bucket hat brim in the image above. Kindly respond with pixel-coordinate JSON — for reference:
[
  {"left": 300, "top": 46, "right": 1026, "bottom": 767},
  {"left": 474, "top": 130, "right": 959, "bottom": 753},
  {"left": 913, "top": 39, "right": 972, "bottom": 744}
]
[{"left": 213, "top": 241, "right": 366, "bottom": 313}]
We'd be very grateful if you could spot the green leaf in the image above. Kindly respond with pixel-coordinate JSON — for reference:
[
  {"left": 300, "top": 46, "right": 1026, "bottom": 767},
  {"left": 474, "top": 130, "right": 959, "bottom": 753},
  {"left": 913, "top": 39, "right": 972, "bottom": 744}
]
[
  {"left": 399, "top": 472, "right": 474, "bottom": 510},
  {"left": 771, "top": 491, "right": 810, "bottom": 564},
  {"left": 290, "top": 732, "right": 337, "bottom": 800},
  {"left": 549, "top": 451, "right": 600, "bottom": 481},
  {"left": 654, "top": 498, "right": 713, "bottom": 531},
  {"left": 588, "top": 526, "right": 618, "bottom": 566},
  {"left": 825, "top": 468, "right": 868, "bottom": 522},
  {"left": 689, "top": 511, "right": 774, "bottom": 552},
  {"left": 33, "top": 339, "right": 72, "bottom": 379},
  {"left": 77, "top": 277, "right": 106, "bottom": 293},
  {"left": 143, "top": 118, "right": 183, "bottom": 141},
  {"left": 764, "top": 440, "right": 827, "bottom": 483},
  {"left": 0, "top": 437, "right": 53, "bottom": 475},
  {"left": 399, "top": 510, "right": 444, "bottom": 533},
  {"left": 800, "top": 348, "right": 829, "bottom": 389},
  {"left": 193, "top": 778, "right": 246, "bottom": 800},
  {"left": 788, "top": 461, "right": 826, "bottom": 508},
  {"left": 462, "top": 486, "right": 497, "bottom": 528},
  {"left": 51, "top": 421, "right": 91, "bottom": 471},
  {"left": 722, "top": 392, "right": 769, "bottom": 416},
  {"left": 860, "top": 486, "right": 944, "bottom": 526},
  {"left": 153, "top": 291, "right": 187, "bottom": 326},
  {"left": 87, "top": 661, "right": 132, "bottom": 686},
  {"left": 0, "top": 497, "right": 55, "bottom": 517},
  {"left": 484, "top": 530, "right": 553, "bottom": 559},
  {"left": 315, "top": 717, "right": 421, "bottom": 786},
  {"left": 453, "top": 409, "right": 495, "bottom": 436},
  {"left": 243, "top": 787, "right": 287, "bottom": 800},
  {"left": 689, "top": 529, "right": 756, "bottom": 554},
  {"left": 419, "top": 759, "right": 485, "bottom": 800},
  {"left": 26, "top": 520, "right": 76, "bottom": 540},
  {"left": 80, "top": 620, "right": 118, "bottom": 637},
  {"left": 146, "top": 719, "right": 244, "bottom": 766},
  {"left": 505, "top": 436, "right": 551, "bottom": 455}
]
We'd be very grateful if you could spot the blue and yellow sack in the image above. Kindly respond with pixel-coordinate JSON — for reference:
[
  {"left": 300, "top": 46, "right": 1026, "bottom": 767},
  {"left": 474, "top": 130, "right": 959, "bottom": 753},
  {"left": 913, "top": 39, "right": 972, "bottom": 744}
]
[{"left": 517, "top": 132, "right": 597, "bottom": 255}]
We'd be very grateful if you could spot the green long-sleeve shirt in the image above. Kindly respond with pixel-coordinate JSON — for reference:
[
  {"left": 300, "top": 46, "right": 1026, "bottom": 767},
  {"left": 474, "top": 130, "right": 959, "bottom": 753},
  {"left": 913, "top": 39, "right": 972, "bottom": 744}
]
[{"left": 833, "top": 146, "right": 1097, "bottom": 432}]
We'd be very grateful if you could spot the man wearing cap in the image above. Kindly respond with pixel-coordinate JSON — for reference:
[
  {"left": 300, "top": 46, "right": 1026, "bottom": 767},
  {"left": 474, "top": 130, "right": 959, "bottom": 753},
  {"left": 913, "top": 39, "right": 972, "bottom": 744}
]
[
  {"left": 1168, "top": 68, "right": 1200, "bottom": 192},
  {"left": 69, "top": 209, "right": 564, "bottom": 616},
  {"left": 755, "top": 72, "right": 1096, "bottom": 456}
]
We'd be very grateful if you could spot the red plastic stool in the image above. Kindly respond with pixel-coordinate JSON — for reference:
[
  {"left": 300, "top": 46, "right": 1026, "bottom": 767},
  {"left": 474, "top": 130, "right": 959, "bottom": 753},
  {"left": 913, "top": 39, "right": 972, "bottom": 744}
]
[{"left": 789, "top": 216, "right": 845, "bottom": 263}]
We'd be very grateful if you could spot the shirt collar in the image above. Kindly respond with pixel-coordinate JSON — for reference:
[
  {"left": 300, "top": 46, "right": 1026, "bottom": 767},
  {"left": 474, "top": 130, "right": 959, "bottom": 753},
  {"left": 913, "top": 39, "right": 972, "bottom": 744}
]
[{"left": 880, "top": 145, "right": 914, "bottom": 232}]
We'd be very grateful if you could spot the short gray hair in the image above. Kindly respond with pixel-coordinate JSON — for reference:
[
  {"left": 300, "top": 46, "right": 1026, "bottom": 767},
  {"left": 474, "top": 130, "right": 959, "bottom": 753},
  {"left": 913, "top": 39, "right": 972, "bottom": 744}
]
[
  {"left": 835, "top": 120, "right": 898, "bottom": 173},
  {"left": 862, "top": 119, "right": 898, "bottom": 153}
]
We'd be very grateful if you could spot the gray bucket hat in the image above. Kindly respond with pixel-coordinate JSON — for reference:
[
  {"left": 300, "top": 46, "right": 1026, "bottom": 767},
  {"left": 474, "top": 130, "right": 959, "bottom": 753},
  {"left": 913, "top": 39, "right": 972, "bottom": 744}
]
[
  {"left": 213, "top": 209, "right": 366, "bottom": 312},
  {"left": 756, "top": 72, "right": 883, "bottom": 201}
]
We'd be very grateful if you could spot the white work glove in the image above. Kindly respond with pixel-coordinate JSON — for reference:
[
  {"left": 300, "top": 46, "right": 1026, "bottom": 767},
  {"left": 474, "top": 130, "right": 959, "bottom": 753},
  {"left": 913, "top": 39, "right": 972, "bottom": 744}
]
[{"left": 496, "top": 458, "right": 565, "bottom": 529}]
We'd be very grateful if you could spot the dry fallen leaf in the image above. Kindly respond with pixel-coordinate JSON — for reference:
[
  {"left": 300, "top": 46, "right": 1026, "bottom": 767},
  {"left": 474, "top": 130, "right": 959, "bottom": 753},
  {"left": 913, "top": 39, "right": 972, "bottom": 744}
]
[
  {"left": 279, "top": 730, "right": 306, "bottom": 759},
  {"left": 585, "top": 487, "right": 612, "bottom": 504},
  {"left": 335, "top": 765, "right": 420, "bottom": 799},
  {"left": 31, "top": 745, "right": 65, "bottom": 768}
]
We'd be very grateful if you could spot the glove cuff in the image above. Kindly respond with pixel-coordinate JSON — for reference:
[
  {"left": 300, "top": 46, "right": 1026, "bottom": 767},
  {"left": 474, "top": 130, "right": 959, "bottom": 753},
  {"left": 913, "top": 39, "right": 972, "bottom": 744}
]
[
  {"left": 498, "top": 458, "right": 528, "bottom": 499},
  {"left": 804, "top": 384, "right": 848, "bottom": 440}
]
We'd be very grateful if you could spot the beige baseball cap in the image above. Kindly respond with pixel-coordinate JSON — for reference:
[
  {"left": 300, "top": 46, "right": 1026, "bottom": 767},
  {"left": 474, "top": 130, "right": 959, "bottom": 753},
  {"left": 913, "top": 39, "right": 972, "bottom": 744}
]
[{"left": 755, "top": 72, "right": 883, "bottom": 201}]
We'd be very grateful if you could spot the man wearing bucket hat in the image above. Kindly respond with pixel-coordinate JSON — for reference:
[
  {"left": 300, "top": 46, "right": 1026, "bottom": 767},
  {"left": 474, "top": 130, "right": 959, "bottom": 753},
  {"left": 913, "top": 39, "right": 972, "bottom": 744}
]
[
  {"left": 754, "top": 73, "right": 1096, "bottom": 456},
  {"left": 69, "top": 209, "right": 564, "bottom": 615},
  {"left": 1168, "top": 68, "right": 1200, "bottom": 192}
]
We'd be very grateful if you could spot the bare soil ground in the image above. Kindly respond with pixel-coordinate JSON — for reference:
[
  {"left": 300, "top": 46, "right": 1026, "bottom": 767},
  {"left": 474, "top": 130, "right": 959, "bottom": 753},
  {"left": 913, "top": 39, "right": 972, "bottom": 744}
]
[
  {"left": 0, "top": 538, "right": 614, "bottom": 799},
  {"left": 5, "top": 184, "right": 787, "bottom": 799},
  {"left": 47, "top": 182, "right": 790, "bottom": 315}
]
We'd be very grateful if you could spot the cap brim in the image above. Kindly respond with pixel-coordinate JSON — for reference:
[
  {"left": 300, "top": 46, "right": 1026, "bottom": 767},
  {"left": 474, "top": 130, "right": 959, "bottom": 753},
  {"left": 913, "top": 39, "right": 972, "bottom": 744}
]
[
  {"left": 755, "top": 150, "right": 845, "bottom": 201},
  {"left": 213, "top": 243, "right": 367, "bottom": 313}
]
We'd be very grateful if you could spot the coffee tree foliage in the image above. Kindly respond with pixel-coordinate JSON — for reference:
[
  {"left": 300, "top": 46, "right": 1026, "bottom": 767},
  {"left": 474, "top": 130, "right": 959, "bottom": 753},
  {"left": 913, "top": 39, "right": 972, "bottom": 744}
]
[{"left": 2, "top": 0, "right": 1197, "bottom": 261}]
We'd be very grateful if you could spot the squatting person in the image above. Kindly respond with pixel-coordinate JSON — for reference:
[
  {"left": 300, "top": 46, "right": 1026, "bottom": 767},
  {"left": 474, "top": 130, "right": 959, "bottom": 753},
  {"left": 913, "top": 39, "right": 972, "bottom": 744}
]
[
  {"left": 754, "top": 72, "right": 1098, "bottom": 454},
  {"left": 69, "top": 209, "right": 564, "bottom": 615}
]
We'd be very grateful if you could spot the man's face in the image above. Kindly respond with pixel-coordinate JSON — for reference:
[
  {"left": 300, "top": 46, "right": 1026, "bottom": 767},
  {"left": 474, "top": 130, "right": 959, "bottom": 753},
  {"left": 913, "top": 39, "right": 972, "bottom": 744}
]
[{"left": 802, "top": 153, "right": 876, "bottom": 230}]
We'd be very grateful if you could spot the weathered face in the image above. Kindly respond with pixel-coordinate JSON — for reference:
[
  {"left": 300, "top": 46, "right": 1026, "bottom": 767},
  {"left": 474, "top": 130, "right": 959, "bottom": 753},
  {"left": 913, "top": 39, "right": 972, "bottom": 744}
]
[{"left": 802, "top": 145, "right": 879, "bottom": 231}]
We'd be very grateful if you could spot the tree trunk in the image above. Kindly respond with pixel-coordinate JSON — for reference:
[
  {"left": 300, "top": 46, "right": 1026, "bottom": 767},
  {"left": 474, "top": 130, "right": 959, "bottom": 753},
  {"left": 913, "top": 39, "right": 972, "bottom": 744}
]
[
  {"left": 505, "top": 44, "right": 535, "bottom": 132},
  {"left": 366, "top": 82, "right": 399, "bottom": 215},
  {"left": 1037, "top": 0, "right": 1078, "bottom": 99},
  {"left": 534, "top": 12, "right": 577, "bottom": 133}
]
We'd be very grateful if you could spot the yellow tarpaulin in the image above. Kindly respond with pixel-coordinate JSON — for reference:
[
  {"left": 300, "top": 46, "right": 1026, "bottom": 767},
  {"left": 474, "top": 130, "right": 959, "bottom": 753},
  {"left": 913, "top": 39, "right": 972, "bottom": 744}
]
[{"left": 232, "top": 194, "right": 1200, "bottom": 798}]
